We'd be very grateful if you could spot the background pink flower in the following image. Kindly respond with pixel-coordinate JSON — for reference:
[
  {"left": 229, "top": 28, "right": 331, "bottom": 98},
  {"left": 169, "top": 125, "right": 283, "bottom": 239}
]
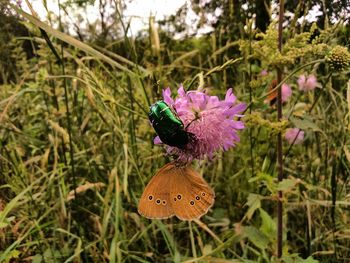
[
  {"left": 260, "top": 69, "right": 268, "bottom": 76},
  {"left": 155, "top": 86, "right": 246, "bottom": 162},
  {"left": 297, "top": 74, "right": 318, "bottom": 91},
  {"left": 281, "top": 83, "right": 292, "bottom": 103},
  {"left": 285, "top": 128, "right": 304, "bottom": 144}
]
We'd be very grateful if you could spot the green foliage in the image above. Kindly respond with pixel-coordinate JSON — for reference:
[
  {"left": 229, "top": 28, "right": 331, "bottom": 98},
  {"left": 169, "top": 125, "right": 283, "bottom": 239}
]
[
  {"left": 248, "top": 22, "right": 333, "bottom": 70},
  {"left": 0, "top": 3, "right": 32, "bottom": 84},
  {"left": 0, "top": 3, "right": 350, "bottom": 263}
]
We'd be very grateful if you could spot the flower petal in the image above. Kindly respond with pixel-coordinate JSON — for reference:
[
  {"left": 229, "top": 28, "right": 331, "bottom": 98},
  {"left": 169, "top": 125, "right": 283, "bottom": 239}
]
[
  {"left": 305, "top": 75, "right": 318, "bottom": 91},
  {"left": 281, "top": 83, "right": 292, "bottom": 103},
  {"left": 297, "top": 75, "right": 306, "bottom": 91},
  {"left": 224, "top": 103, "right": 247, "bottom": 116},
  {"left": 177, "top": 85, "right": 186, "bottom": 97},
  {"left": 153, "top": 136, "right": 162, "bottom": 144},
  {"left": 163, "top": 87, "right": 174, "bottom": 105},
  {"left": 225, "top": 88, "right": 236, "bottom": 105}
]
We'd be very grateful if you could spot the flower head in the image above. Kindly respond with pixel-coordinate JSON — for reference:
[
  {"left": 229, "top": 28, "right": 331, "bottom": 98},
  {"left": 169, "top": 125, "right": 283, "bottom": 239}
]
[
  {"left": 154, "top": 86, "right": 246, "bottom": 162},
  {"left": 281, "top": 83, "right": 292, "bottom": 103},
  {"left": 285, "top": 128, "right": 304, "bottom": 145},
  {"left": 327, "top": 45, "right": 350, "bottom": 72},
  {"left": 260, "top": 69, "right": 268, "bottom": 76},
  {"left": 297, "top": 74, "right": 318, "bottom": 91}
]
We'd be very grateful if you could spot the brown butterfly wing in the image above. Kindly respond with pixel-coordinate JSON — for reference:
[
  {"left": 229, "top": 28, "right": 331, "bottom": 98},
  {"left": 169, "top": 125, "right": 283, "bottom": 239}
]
[
  {"left": 169, "top": 165, "right": 215, "bottom": 221},
  {"left": 266, "top": 79, "right": 278, "bottom": 106},
  {"left": 138, "top": 163, "right": 175, "bottom": 219}
]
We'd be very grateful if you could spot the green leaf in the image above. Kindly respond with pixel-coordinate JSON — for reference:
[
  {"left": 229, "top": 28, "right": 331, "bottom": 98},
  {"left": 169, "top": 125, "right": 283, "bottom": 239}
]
[
  {"left": 32, "top": 254, "right": 43, "bottom": 263},
  {"left": 303, "top": 256, "right": 320, "bottom": 263},
  {"left": 202, "top": 244, "right": 212, "bottom": 255},
  {"left": 1, "top": 249, "right": 21, "bottom": 262},
  {"left": 259, "top": 208, "right": 276, "bottom": 238},
  {"left": 249, "top": 172, "right": 276, "bottom": 194},
  {"left": 242, "top": 226, "right": 270, "bottom": 250},
  {"left": 43, "top": 248, "right": 59, "bottom": 261},
  {"left": 173, "top": 251, "right": 181, "bottom": 263},
  {"left": 277, "top": 178, "right": 299, "bottom": 192},
  {"left": 290, "top": 116, "right": 324, "bottom": 134},
  {"left": 245, "top": 194, "right": 262, "bottom": 220},
  {"left": 0, "top": 221, "right": 8, "bottom": 228},
  {"left": 242, "top": 260, "right": 258, "bottom": 263},
  {"left": 280, "top": 254, "right": 319, "bottom": 263}
]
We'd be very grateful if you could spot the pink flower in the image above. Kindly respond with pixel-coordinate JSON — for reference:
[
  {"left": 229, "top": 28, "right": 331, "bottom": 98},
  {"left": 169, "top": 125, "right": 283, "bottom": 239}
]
[
  {"left": 155, "top": 86, "right": 246, "bottom": 162},
  {"left": 260, "top": 69, "right": 268, "bottom": 76},
  {"left": 264, "top": 81, "right": 292, "bottom": 105},
  {"left": 281, "top": 83, "right": 292, "bottom": 103},
  {"left": 297, "top": 74, "right": 318, "bottom": 91},
  {"left": 285, "top": 128, "right": 304, "bottom": 144}
]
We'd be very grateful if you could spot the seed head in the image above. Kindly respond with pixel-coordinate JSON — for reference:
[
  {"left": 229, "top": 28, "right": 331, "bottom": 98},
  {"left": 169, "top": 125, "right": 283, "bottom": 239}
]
[{"left": 327, "top": 45, "right": 350, "bottom": 72}]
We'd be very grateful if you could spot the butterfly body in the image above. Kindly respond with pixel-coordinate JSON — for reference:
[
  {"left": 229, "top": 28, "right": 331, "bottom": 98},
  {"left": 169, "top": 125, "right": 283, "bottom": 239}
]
[
  {"left": 148, "top": 101, "right": 190, "bottom": 148},
  {"left": 138, "top": 162, "right": 215, "bottom": 220}
]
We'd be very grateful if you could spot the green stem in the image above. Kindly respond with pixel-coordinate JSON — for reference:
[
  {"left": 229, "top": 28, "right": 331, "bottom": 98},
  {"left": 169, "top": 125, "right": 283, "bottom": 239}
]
[
  {"left": 58, "top": 0, "right": 76, "bottom": 199},
  {"left": 247, "top": 20, "right": 255, "bottom": 178},
  {"left": 189, "top": 222, "right": 197, "bottom": 259}
]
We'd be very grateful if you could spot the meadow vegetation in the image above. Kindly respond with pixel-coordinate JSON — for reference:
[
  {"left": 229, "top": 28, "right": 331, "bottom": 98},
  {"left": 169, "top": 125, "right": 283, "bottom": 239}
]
[{"left": 0, "top": 1, "right": 350, "bottom": 262}]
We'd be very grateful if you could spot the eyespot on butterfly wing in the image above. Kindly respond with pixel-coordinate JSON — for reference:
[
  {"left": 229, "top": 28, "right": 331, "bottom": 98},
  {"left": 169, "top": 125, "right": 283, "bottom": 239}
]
[
  {"left": 138, "top": 163, "right": 174, "bottom": 219},
  {"left": 138, "top": 162, "right": 215, "bottom": 221},
  {"left": 169, "top": 165, "right": 215, "bottom": 221}
]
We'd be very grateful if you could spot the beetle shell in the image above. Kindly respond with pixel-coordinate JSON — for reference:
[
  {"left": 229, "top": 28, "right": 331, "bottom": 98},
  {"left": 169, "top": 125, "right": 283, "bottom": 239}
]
[{"left": 148, "top": 101, "right": 190, "bottom": 148}]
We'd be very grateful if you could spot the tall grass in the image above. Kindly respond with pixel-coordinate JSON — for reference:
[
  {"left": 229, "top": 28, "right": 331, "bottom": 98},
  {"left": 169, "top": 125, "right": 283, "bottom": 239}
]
[{"left": 0, "top": 3, "right": 350, "bottom": 263}]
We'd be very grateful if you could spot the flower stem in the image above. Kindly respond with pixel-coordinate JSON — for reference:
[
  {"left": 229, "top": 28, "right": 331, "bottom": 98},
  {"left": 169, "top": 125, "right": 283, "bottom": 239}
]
[
  {"left": 277, "top": 0, "right": 285, "bottom": 259},
  {"left": 247, "top": 20, "right": 255, "bottom": 178}
]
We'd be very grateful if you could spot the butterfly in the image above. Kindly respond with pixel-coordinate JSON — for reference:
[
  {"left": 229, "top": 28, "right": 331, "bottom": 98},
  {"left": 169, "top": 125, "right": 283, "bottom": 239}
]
[{"left": 138, "top": 162, "right": 215, "bottom": 220}]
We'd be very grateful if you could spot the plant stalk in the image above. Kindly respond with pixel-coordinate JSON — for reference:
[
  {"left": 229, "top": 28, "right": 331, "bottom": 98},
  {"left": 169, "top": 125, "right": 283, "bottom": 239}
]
[{"left": 277, "top": 0, "right": 285, "bottom": 259}]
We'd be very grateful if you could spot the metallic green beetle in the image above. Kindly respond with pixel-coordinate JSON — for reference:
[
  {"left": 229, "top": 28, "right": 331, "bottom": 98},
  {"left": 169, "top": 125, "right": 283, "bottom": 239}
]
[{"left": 148, "top": 101, "right": 192, "bottom": 148}]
